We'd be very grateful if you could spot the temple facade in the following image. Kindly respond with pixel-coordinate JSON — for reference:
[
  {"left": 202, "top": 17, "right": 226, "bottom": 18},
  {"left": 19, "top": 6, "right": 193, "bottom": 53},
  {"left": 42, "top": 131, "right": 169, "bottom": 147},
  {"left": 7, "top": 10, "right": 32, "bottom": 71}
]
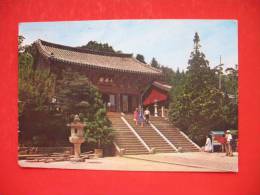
[
  {"left": 30, "top": 40, "right": 202, "bottom": 155},
  {"left": 34, "top": 40, "right": 171, "bottom": 113}
]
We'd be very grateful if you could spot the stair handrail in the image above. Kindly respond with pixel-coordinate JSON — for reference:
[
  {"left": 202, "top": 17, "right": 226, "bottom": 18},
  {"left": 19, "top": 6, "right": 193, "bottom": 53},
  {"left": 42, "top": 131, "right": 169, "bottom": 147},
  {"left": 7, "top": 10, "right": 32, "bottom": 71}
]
[
  {"left": 149, "top": 122, "right": 178, "bottom": 152},
  {"left": 120, "top": 116, "right": 151, "bottom": 153},
  {"left": 113, "top": 142, "right": 121, "bottom": 154},
  {"left": 179, "top": 131, "right": 201, "bottom": 151}
]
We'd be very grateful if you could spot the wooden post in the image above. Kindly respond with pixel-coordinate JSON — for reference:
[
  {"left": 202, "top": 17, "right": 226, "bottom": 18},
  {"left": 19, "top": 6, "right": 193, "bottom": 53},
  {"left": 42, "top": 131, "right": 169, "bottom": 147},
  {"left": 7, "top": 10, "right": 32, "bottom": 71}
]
[
  {"left": 161, "top": 106, "right": 165, "bottom": 117},
  {"left": 154, "top": 102, "right": 158, "bottom": 117},
  {"left": 117, "top": 93, "right": 121, "bottom": 112}
]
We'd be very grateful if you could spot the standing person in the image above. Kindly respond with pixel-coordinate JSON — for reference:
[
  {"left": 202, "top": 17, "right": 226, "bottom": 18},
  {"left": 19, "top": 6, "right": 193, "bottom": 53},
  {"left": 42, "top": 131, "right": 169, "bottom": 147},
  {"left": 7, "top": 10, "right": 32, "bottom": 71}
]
[
  {"left": 133, "top": 108, "right": 139, "bottom": 126},
  {"left": 138, "top": 107, "right": 144, "bottom": 127},
  {"left": 204, "top": 135, "right": 212, "bottom": 152},
  {"left": 107, "top": 101, "right": 111, "bottom": 112},
  {"left": 144, "top": 107, "right": 150, "bottom": 124},
  {"left": 225, "top": 130, "right": 233, "bottom": 156}
]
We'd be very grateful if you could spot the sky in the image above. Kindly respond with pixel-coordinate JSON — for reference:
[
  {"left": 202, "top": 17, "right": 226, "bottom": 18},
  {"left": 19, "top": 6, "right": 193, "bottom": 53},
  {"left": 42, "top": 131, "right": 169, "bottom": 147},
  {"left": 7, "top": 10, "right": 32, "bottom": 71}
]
[{"left": 19, "top": 20, "right": 238, "bottom": 71}]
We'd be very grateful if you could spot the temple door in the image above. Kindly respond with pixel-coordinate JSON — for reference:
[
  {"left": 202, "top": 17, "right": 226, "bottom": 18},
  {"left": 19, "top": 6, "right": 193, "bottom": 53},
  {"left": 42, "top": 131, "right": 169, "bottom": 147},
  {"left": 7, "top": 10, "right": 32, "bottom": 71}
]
[
  {"left": 131, "top": 96, "right": 138, "bottom": 112},
  {"left": 109, "top": 94, "right": 116, "bottom": 112},
  {"left": 122, "top": 95, "right": 128, "bottom": 113}
]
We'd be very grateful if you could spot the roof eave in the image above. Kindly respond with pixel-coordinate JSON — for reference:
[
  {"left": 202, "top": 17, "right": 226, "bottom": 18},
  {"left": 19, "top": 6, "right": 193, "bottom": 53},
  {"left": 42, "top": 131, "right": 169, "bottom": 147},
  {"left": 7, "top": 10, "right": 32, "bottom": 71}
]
[{"left": 49, "top": 57, "right": 163, "bottom": 77}]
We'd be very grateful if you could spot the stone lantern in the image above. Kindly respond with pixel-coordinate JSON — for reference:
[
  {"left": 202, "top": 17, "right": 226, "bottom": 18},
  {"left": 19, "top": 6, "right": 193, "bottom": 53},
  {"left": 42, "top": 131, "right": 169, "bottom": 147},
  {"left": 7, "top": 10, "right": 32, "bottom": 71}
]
[{"left": 67, "top": 115, "right": 86, "bottom": 162}]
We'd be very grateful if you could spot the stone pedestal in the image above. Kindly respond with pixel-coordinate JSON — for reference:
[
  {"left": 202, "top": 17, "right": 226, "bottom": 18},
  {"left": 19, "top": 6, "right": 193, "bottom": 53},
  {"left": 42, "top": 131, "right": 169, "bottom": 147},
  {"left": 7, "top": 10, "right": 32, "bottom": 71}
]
[{"left": 67, "top": 115, "right": 86, "bottom": 162}]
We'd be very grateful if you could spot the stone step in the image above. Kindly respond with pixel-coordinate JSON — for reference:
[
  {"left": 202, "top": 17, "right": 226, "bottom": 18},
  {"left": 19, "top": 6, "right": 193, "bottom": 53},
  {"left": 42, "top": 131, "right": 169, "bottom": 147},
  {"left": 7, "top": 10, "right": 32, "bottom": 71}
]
[
  {"left": 115, "top": 140, "right": 144, "bottom": 144},
  {"left": 109, "top": 114, "right": 197, "bottom": 154},
  {"left": 114, "top": 132, "right": 137, "bottom": 135},
  {"left": 149, "top": 118, "right": 200, "bottom": 152},
  {"left": 108, "top": 114, "right": 152, "bottom": 155},
  {"left": 117, "top": 146, "right": 146, "bottom": 150},
  {"left": 124, "top": 151, "right": 150, "bottom": 155}
]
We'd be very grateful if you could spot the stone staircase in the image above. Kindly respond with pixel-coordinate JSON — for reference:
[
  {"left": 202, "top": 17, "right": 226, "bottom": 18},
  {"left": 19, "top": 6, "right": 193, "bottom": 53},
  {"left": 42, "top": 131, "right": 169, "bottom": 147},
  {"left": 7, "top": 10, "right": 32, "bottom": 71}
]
[
  {"left": 107, "top": 112, "right": 149, "bottom": 155},
  {"left": 150, "top": 116, "right": 200, "bottom": 152},
  {"left": 124, "top": 114, "right": 176, "bottom": 153}
]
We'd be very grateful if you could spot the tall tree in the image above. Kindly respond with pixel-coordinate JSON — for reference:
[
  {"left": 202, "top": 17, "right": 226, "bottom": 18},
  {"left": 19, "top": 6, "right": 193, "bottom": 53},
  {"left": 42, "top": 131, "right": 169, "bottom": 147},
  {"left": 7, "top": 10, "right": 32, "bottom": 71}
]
[
  {"left": 160, "top": 65, "right": 175, "bottom": 84},
  {"left": 150, "top": 57, "right": 160, "bottom": 68},
  {"left": 169, "top": 32, "right": 228, "bottom": 145},
  {"left": 169, "top": 68, "right": 186, "bottom": 102},
  {"left": 18, "top": 36, "right": 57, "bottom": 145},
  {"left": 18, "top": 36, "right": 55, "bottom": 115},
  {"left": 223, "top": 65, "right": 238, "bottom": 129},
  {"left": 224, "top": 65, "right": 238, "bottom": 99}
]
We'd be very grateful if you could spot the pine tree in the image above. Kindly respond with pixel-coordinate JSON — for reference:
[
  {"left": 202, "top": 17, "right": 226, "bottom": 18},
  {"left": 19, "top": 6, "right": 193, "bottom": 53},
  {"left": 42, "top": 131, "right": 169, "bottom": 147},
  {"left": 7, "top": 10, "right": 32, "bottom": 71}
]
[
  {"left": 169, "top": 67, "right": 186, "bottom": 102},
  {"left": 169, "top": 32, "right": 227, "bottom": 145},
  {"left": 55, "top": 70, "right": 114, "bottom": 149},
  {"left": 151, "top": 57, "right": 160, "bottom": 68}
]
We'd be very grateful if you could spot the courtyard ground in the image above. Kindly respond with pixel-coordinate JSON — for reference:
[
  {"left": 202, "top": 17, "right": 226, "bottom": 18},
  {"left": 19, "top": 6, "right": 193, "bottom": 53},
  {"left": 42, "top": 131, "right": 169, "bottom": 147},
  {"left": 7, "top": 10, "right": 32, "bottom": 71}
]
[{"left": 18, "top": 152, "right": 238, "bottom": 172}]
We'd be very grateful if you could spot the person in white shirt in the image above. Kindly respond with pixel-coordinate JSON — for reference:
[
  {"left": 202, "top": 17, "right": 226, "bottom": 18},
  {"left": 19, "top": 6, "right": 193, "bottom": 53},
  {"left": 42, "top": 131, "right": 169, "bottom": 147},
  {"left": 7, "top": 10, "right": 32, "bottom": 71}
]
[
  {"left": 144, "top": 107, "right": 150, "bottom": 124},
  {"left": 107, "top": 102, "right": 111, "bottom": 112},
  {"left": 225, "top": 130, "right": 233, "bottom": 156},
  {"left": 204, "top": 135, "right": 212, "bottom": 152}
]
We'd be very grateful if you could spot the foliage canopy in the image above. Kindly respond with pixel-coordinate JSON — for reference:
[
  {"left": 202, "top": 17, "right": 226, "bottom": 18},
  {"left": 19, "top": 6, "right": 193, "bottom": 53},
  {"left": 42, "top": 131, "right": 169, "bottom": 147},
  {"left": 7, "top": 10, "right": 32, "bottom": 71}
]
[
  {"left": 168, "top": 32, "right": 237, "bottom": 145},
  {"left": 55, "top": 70, "right": 114, "bottom": 149}
]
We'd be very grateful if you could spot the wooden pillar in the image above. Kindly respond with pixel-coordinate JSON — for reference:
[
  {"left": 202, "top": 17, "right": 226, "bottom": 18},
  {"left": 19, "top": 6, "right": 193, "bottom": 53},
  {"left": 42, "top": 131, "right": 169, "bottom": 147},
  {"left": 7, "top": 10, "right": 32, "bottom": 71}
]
[
  {"left": 117, "top": 93, "right": 121, "bottom": 112},
  {"left": 154, "top": 102, "right": 158, "bottom": 117},
  {"left": 161, "top": 106, "right": 165, "bottom": 117}
]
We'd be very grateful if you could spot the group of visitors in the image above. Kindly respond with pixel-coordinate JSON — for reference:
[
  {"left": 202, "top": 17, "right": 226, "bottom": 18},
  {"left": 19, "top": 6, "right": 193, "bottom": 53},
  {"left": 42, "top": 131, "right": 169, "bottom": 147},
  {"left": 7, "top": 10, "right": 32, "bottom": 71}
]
[
  {"left": 133, "top": 107, "right": 150, "bottom": 127},
  {"left": 204, "top": 130, "right": 233, "bottom": 157}
]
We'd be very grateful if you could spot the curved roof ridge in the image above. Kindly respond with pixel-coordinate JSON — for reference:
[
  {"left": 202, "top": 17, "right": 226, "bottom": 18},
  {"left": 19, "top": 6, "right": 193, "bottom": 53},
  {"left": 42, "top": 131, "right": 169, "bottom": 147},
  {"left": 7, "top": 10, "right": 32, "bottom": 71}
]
[
  {"left": 36, "top": 39, "right": 52, "bottom": 58},
  {"left": 131, "top": 57, "right": 162, "bottom": 73},
  {"left": 35, "top": 39, "right": 163, "bottom": 76},
  {"left": 37, "top": 39, "right": 133, "bottom": 58},
  {"left": 152, "top": 81, "right": 172, "bottom": 92}
]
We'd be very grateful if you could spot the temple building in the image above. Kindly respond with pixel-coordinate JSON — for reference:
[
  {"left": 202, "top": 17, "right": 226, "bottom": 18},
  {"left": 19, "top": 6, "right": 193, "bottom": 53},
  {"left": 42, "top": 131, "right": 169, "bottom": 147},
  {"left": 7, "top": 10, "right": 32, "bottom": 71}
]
[
  {"left": 34, "top": 40, "right": 171, "bottom": 114},
  {"left": 33, "top": 39, "right": 200, "bottom": 155}
]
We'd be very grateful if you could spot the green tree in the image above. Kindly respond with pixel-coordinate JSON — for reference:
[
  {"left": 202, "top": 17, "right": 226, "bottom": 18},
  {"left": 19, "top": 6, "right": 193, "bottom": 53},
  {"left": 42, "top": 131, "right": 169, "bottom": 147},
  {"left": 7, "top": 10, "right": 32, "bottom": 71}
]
[
  {"left": 224, "top": 65, "right": 238, "bottom": 100},
  {"left": 223, "top": 65, "right": 238, "bottom": 129},
  {"left": 169, "top": 68, "right": 186, "bottom": 102},
  {"left": 136, "top": 54, "right": 146, "bottom": 63},
  {"left": 55, "top": 70, "right": 103, "bottom": 118},
  {"left": 18, "top": 36, "right": 55, "bottom": 115},
  {"left": 18, "top": 36, "right": 57, "bottom": 145},
  {"left": 151, "top": 57, "right": 160, "bottom": 68},
  {"left": 169, "top": 32, "right": 227, "bottom": 145},
  {"left": 150, "top": 57, "right": 177, "bottom": 84},
  {"left": 55, "top": 70, "right": 114, "bottom": 149},
  {"left": 79, "top": 41, "right": 116, "bottom": 53},
  {"left": 160, "top": 65, "right": 176, "bottom": 84}
]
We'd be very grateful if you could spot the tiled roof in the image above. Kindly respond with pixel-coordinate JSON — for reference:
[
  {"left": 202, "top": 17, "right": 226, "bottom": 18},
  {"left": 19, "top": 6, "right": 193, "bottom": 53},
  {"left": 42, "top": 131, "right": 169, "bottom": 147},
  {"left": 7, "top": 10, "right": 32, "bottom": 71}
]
[
  {"left": 152, "top": 81, "right": 172, "bottom": 92},
  {"left": 36, "top": 40, "right": 162, "bottom": 76}
]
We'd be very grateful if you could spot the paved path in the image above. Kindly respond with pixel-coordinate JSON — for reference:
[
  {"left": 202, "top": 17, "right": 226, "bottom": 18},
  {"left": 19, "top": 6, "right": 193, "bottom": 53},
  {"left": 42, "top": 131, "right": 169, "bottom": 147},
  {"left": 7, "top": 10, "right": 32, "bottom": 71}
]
[
  {"left": 18, "top": 152, "right": 238, "bottom": 172},
  {"left": 125, "top": 152, "right": 238, "bottom": 172}
]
